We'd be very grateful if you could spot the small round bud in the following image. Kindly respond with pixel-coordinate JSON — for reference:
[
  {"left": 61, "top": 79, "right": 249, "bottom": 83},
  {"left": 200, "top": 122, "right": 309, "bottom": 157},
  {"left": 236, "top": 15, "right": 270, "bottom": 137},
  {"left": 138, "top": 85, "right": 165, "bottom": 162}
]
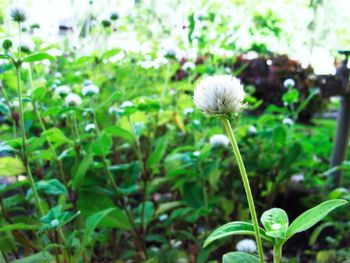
[
  {"left": 55, "top": 85, "right": 70, "bottom": 96},
  {"left": 101, "top": 19, "right": 111, "bottom": 28},
  {"left": 209, "top": 134, "right": 229, "bottom": 148},
  {"left": 50, "top": 219, "right": 59, "bottom": 227},
  {"left": 236, "top": 239, "right": 257, "bottom": 253},
  {"left": 110, "top": 12, "right": 119, "bottom": 21},
  {"left": 2, "top": 39, "right": 12, "bottom": 50},
  {"left": 82, "top": 84, "right": 99, "bottom": 96},
  {"left": 84, "top": 123, "right": 96, "bottom": 132}
]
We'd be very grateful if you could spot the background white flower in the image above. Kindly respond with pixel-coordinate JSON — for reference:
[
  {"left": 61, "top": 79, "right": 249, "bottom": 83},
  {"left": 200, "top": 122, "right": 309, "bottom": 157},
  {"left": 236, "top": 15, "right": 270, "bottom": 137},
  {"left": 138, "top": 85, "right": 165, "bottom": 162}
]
[
  {"left": 65, "top": 93, "right": 81, "bottom": 106},
  {"left": 182, "top": 61, "right": 196, "bottom": 71},
  {"left": 193, "top": 75, "right": 245, "bottom": 115},
  {"left": 55, "top": 85, "right": 70, "bottom": 96},
  {"left": 236, "top": 239, "right": 257, "bottom": 253},
  {"left": 8, "top": 5, "right": 27, "bottom": 22},
  {"left": 82, "top": 84, "right": 99, "bottom": 96},
  {"left": 283, "top": 117, "right": 294, "bottom": 126},
  {"left": 84, "top": 123, "right": 96, "bottom": 132},
  {"left": 283, "top": 78, "right": 295, "bottom": 88},
  {"left": 209, "top": 134, "right": 230, "bottom": 148}
]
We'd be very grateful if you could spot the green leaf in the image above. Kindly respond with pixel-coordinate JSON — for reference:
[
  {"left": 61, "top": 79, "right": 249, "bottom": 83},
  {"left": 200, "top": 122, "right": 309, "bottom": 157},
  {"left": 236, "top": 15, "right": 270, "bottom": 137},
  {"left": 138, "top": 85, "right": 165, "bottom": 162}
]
[
  {"left": 222, "top": 252, "right": 260, "bottom": 263},
  {"left": 0, "top": 157, "right": 25, "bottom": 177},
  {"left": 261, "top": 208, "right": 289, "bottom": 239},
  {"left": 22, "top": 52, "right": 55, "bottom": 63},
  {"left": 91, "top": 132, "right": 112, "bottom": 156},
  {"left": 41, "top": 128, "right": 71, "bottom": 148},
  {"left": 0, "top": 223, "right": 41, "bottom": 232},
  {"left": 105, "top": 125, "right": 135, "bottom": 143},
  {"left": 36, "top": 179, "right": 67, "bottom": 196},
  {"left": 286, "top": 199, "right": 348, "bottom": 239},
  {"left": 0, "top": 54, "right": 11, "bottom": 60},
  {"left": 72, "top": 150, "right": 93, "bottom": 190},
  {"left": 147, "top": 136, "right": 168, "bottom": 171},
  {"left": 32, "top": 87, "right": 47, "bottom": 101},
  {"left": 282, "top": 89, "right": 299, "bottom": 104},
  {"left": 12, "top": 251, "right": 53, "bottom": 263},
  {"left": 75, "top": 55, "right": 95, "bottom": 66},
  {"left": 101, "top": 48, "right": 121, "bottom": 60},
  {"left": 203, "top": 221, "right": 274, "bottom": 248}
]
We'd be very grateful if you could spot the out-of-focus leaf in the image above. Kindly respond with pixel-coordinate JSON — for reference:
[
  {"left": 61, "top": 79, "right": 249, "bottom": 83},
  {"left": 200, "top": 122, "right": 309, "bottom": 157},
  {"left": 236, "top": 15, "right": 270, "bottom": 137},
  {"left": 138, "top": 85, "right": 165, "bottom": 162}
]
[
  {"left": 0, "top": 157, "right": 25, "bottom": 177},
  {"left": 22, "top": 52, "right": 55, "bottom": 63}
]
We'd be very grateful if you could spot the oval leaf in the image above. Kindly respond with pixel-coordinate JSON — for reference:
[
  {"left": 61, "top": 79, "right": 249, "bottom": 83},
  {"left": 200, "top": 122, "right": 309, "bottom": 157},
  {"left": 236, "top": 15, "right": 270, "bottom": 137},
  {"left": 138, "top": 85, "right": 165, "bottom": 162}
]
[
  {"left": 223, "top": 252, "right": 260, "bottom": 263},
  {"left": 203, "top": 221, "right": 274, "bottom": 248},
  {"left": 22, "top": 52, "right": 55, "bottom": 63},
  {"left": 286, "top": 199, "right": 347, "bottom": 239},
  {"left": 0, "top": 157, "right": 25, "bottom": 177},
  {"left": 261, "top": 208, "right": 289, "bottom": 239}
]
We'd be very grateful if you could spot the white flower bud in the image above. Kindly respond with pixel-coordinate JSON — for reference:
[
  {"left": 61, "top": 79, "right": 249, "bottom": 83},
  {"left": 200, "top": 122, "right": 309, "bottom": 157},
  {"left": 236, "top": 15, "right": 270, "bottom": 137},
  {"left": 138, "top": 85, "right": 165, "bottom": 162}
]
[
  {"left": 84, "top": 123, "right": 96, "bottom": 132},
  {"left": 283, "top": 78, "right": 295, "bottom": 88},
  {"left": 82, "top": 84, "right": 99, "bottom": 96},
  {"left": 65, "top": 93, "right": 82, "bottom": 106},
  {"left": 50, "top": 219, "right": 59, "bottom": 227},
  {"left": 182, "top": 61, "right": 196, "bottom": 71},
  {"left": 8, "top": 5, "right": 27, "bottom": 22},
  {"left": 193, "top": 75, "right": 245, "bottom": 115},
  {"left": 236, "top": 239, "right": 257, "bottom": 253},
  {"left": 209, "top": 134, "right": 229, "bottom": 148},
  {"left": 55, "top": 85, "right": 70, "bottom": 96},
  {"left": 282, "top": 118, "right": 294, "bottom": 126}
]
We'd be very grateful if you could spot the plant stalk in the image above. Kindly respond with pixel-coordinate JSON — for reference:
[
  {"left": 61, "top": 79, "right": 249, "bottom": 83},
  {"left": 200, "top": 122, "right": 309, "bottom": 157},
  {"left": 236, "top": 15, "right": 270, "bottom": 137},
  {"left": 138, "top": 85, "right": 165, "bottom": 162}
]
[
  {"left": 16, "top": 65, "right": 44, "bottom": 216},
  {"left": 273, "top": 244, "right": 282, "bottom": 263},
  {"left": 221, "top": 115, "right": 265, "bottom": 263}
]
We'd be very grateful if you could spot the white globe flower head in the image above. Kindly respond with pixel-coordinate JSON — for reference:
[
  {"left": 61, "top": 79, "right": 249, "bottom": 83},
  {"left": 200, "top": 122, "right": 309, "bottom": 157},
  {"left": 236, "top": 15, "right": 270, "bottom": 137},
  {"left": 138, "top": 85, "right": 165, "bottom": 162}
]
[
  {"left": 182, "top": 61, "right": 196, "bottom": 71},
  {"left": 55, "top": 85, "right": 70, "bottom": 96},
  {"left": 283, "top": 78, "right": 295, "bottom": 88},
  {"left": 290, "top": 174, "right": 304, "bottom": 183},
  {"left": 82, "top": 84, "right": 99, "bottom": 96},
  {"left": 65, "top": 93, "right": 82, "bottom": 106},
  {"left": 84, "top": 123, "right": 96, "bottom": 132},
  {"left": 236, "top": 239, "right": 257, "bottom": 253},
  {"left": 50, "top": 219, "right": 59, "bottom": 227},
  {"left": 247, "top": 125, "right": 257, "bottom": 136},
  {"left": 283, "top": 117, "right": 294, "bottom": 126},
  {"left": 8, "top": 4, "right": 27, "bottom": 22},
  {"left": 209, "top": 134, "right": 230, "bottom": 148},
  {"left": 193, "top": 75, "right": 245, "bottom": 115}
]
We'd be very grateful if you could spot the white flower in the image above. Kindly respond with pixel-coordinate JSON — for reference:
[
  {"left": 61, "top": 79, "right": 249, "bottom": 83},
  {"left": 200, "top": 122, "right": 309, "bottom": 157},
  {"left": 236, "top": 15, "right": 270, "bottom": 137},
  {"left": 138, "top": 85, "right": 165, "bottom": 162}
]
[
  {"left": 50, "top": 219, "right": 59, "bottom": 227},
  {"left": 8, "top": 4, "right": 27, "bottom": 22},
  {"left": 65, "top": 93, "right": 81, "bottom": 106},
  {"left": 20, "top": 36, "right": 35, "bottom": 52},
  {"left": 291, "top": 174, "right": 304, "bottom": 183},
  {"left": 108, "top": 106, "right": 118, "bottom": 115},
  {"left": 55, "top": 85, "right": 70, "bottom": 96},
  {"left": 283, "top": 117, "right": 294, "bottom": 126},
  {"left": 82, "top": 84, "right": 99, "bottom": 96},
  {"left": 54, "top": 72, "right": 62, "bottom": 79},
  {"left": 183, "top": 107, "right": 194, "bottom": 115},
  {"left": 236, "top": 239, "right": 257, "bottom": 253},
  {"left": 182, "top": 61, "right": 196, "bottom": 71},
  {"left": 272, "top": 223, "right": 281, "bottom": 230},
  {"left": 209, "top": 134, "right": 230, "bottom": 148},
  {"left": 193, "top": 75, "right": 245, "bottom": 115},
  {"left": 247, "top": 125, "right": 257, "bottom": 136},
  {"left": 283, "top": 78, "right": 295, "bottom": 88},
  {"left": 121, "top": 101, "right": 133, "bottom": 108},
  {"left": 193, "top": 151, "right": 201, "bottom": 157},
  {"left": 84, "top": 123, "right": 96, "bottom": 132}
]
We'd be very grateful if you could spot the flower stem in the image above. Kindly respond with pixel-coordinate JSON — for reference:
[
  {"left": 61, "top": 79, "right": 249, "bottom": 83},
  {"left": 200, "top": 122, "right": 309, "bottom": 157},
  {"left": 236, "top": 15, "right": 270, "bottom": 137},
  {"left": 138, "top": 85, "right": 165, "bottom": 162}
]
[
  {"left": 221, "top": 115, "right": 264, "bottom": 263},
  {"left": 16, "top": 65, "right": 44, "bottom": 216},
  {"left": 273, "top": 244, "right": 282, "bottom": 263}
]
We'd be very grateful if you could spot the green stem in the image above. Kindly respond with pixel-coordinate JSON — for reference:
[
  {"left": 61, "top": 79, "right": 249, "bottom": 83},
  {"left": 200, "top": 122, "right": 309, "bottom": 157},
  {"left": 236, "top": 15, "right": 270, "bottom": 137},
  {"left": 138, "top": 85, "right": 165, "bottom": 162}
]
[
  {"left": 221, "top": 116, "right": 265, "bottom": 263},
  {"left": 273, "top": 244, "right": 282, "bottom": 263},
  {"left": 16, "top": 65, "right": 44, "bottom": 216}
]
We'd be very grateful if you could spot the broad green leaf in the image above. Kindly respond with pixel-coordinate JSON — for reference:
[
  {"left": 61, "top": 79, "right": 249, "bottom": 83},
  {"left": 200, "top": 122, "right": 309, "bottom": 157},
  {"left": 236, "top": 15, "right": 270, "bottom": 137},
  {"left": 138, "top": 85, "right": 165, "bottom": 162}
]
[
  {"left": 0, "top": 223, "right": 40, "bottom": 232},
  {"left": 101, "top": 48, "right": 121, "bottom": 60},
  {"left": 32, "top": 87, "right": 47, "bottom": 101},
  {"left": 12, "top": 251, "right": 52, "bottom": 263},
  {"left": 135, "top": 201, "right": 154, "bottom": 225},
  {"left": 0, "top": 157, "right": 25, "bottom": 177},
  {"left": 36, "top": 179, "right": 67, "bottom": 195},
  {"left": 223, "top": 252, "right": 260, "bottom": 263},
  {"left": 282, "top": 89, "right": 299, "bottom": 104},
  {"left": 105, "top": 125, "right": 135, "bottom": 143},
  {"left": 147, "top": 136, "right": 168, "bottom": 171},
  {"left": 155, "top": 201, "right": 182, "bottom": 216},
  {"left": 203, "top": 221, "right": 274, "bottom": 248},
  {"left": 286, "top": 199, "right": 347, "bottom": 239},
  {"left": 22, "top": 52, "right": 55, "bottom": 63},
  {"left": 41, "top": 128, "right": 71, "bottom": 148},
  {"left": 72, "top": 150, "right": 93, "bottom": 190},
  {"left": 0, "top": 54, "right": 11, "bottom": 60},
  {"left": 261, "top": 208, "right": 289, "bottom": 239},
  {"left": 91, "top": 132, "right": 112, "bottom": 156},
  {"left": 75, "top": 55, "right": 95, "bottom": 66}
]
